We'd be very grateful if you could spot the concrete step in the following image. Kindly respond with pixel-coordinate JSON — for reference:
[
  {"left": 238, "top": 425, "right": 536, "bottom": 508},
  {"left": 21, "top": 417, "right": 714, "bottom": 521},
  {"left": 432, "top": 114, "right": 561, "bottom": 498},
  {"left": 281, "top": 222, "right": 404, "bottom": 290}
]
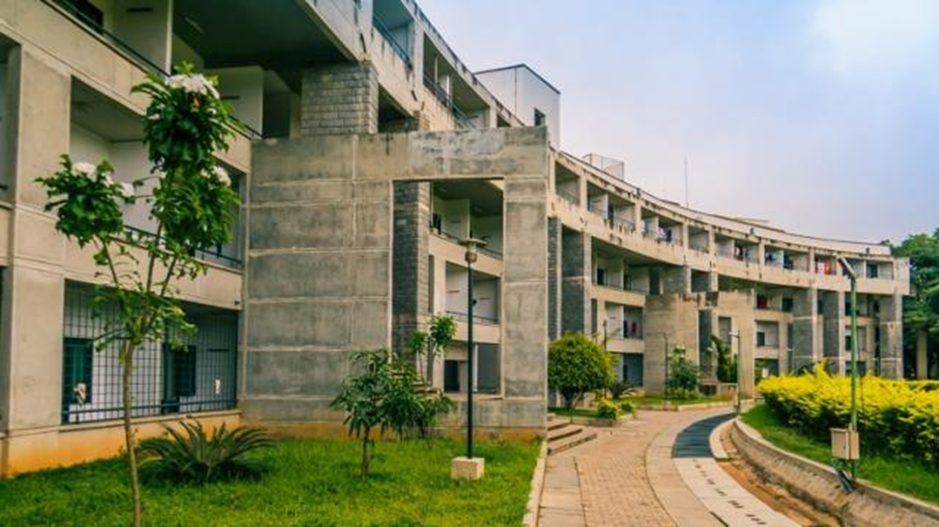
[
  {"left": 547, "top": 423, "right": 584, "bottom": 443},
  {"left": 548, "top": 430, "right": 598, "bottom": 455},
  {"left": 548, "top": 418, "right": 569, "bottom": 432},
  {"left": 547, "top": 412, "right": 557, "bottom": 422}
]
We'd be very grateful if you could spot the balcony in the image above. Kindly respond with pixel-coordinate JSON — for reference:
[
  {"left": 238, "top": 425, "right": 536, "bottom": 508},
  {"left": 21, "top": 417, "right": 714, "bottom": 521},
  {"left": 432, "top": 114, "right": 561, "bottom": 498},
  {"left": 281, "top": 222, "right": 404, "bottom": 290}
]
[
  {"left": 373, "top": 14, "right": 412, "bottom": 69},
  {"left": 125, "top": 226, "right": 242, "bottom": 270},
  {"left": 423, "top": 73, "right": 475, "bottom": 130}
]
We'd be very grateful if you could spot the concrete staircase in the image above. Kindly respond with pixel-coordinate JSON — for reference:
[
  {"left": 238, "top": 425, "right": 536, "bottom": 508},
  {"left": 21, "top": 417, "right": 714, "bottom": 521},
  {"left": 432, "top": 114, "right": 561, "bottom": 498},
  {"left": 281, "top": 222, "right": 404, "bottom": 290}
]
[{"left": 547, "top": 413, "right": 597, "bottom": 455}]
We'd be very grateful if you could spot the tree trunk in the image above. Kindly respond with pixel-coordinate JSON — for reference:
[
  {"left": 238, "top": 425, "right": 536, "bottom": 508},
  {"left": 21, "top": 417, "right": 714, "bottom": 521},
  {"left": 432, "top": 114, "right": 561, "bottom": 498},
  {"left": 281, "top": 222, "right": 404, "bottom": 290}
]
[
  {"left": 121, "top": 343, "right": 142, "bottom": 527},
  {"left": 360, "top": 429, "right": 370, "bottom": 478}
]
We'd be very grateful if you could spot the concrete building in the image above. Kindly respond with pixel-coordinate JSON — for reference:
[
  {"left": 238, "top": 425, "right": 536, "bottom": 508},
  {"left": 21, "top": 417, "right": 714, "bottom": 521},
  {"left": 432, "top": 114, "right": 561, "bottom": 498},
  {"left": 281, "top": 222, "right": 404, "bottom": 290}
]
[{"left": 0, "top": 0, "right": 909, "bottom": 476}]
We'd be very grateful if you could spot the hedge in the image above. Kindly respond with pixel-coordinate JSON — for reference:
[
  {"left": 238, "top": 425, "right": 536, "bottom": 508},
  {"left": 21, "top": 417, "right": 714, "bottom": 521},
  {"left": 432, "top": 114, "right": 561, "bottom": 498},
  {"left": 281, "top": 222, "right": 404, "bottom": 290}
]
[{"left": 758, "top": 369, "right": 939, "bottom": 466}]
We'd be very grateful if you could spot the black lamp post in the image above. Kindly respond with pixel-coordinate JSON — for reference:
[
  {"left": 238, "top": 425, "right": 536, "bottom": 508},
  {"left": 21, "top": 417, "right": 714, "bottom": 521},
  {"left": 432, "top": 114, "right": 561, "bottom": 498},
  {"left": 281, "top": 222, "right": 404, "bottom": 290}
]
[{"left": 460, "top": 237, "right": 486, "bottom": 460}]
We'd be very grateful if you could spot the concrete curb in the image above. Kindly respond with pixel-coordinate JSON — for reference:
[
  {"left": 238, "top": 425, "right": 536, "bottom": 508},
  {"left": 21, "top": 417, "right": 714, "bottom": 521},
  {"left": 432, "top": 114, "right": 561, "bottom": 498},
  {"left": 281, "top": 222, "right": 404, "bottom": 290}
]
[
  {"left": 568, "top": 413, "right": 636, "bottom": 427},
  {"left": 709, "top": 418, "right": 732, "bottom": 461},
  {"left": 639, "top": 401, "right": 734, "bottom": 412},
  {"left": 522, "top": 439, "right": 549, "bottom": 527},
  {"left": 730, "top": 418, "right": 939, "bottom": 526}
]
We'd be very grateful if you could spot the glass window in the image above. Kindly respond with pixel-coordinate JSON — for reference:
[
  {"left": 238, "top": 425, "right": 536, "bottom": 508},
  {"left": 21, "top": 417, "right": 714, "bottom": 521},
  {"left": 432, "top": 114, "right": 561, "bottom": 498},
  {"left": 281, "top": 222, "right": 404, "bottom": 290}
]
[{"left": 63, "top": 337, "right": 94, "bottom": 406}]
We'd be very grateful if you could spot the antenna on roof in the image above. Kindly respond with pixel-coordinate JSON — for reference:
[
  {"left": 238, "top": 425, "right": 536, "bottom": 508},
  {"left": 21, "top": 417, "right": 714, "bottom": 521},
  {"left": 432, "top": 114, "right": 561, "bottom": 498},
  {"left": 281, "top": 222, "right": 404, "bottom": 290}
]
[{"left": 684, "top": 156, "right": 689, "bottom": 208}]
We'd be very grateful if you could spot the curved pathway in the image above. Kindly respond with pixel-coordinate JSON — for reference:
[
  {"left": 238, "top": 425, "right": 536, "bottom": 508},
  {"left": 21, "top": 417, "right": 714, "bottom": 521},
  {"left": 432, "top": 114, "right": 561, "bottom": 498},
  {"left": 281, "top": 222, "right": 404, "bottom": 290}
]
[{"left": 538, "top": 407, "right": 793, "bottom": 526}]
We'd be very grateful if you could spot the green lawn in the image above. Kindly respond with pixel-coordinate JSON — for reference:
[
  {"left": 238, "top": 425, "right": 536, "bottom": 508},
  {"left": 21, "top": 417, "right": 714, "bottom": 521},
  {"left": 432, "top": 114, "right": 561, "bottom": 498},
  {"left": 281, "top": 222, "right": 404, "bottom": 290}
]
[
  {"left": 0, "top": 438, "right": 540, "bottom": 526},
  {"left": 633, "top": 395, "right": 730, "bottom": 406},
  {"left": 743, "top": 405, "right": 939, "bottom": 505},
  {"left": 548, "top": 406, "right": 600, "bottom": 418}
]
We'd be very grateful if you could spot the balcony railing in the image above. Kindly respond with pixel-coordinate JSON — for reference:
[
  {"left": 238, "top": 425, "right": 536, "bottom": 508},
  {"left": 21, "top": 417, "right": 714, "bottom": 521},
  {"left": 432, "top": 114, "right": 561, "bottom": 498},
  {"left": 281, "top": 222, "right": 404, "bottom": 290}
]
[
  {"left": 423, "top": 73, "right": 475, "bottom": 129},
  {"left": 446, "top": 310, "right": 499, "bottom": 325},
  {"left": 372, "top": 16, "right": 412, "bottom": 69},
  {"left": 592, "top": 280, "right": 650, "bottom": 294},
  {"left": 429, "top": 224, "right": 503, "bottom": 259},
  {"left": 125, "top": 225, "right": 242, "bottom": 269}
]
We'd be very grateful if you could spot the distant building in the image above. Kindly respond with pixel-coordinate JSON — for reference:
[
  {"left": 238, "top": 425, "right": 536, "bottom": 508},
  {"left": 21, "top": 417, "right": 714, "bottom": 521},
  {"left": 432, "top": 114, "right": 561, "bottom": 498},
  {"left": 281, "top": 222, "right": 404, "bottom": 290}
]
[{"left": 477, "top": 64, "right": 561, "bottom": 148}]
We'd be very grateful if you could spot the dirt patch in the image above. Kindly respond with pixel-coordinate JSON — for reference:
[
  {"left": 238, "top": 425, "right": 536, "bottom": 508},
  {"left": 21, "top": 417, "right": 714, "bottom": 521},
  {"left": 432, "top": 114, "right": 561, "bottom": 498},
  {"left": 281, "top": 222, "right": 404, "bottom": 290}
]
[{"left": 719, "top": 427, "right": 839, "bottom": 527}]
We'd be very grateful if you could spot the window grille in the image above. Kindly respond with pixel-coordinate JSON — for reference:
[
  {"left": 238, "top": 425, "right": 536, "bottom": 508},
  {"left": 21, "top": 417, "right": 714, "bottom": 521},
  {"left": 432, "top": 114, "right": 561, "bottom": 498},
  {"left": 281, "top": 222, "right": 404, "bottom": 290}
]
[{"left": 61, "top": 283, "right": 238, "bottom": 424}]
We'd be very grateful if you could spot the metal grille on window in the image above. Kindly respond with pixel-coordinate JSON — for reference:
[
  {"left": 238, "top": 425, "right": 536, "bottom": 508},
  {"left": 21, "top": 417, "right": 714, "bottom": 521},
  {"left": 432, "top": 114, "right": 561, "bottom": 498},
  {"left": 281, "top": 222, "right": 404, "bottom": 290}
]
[{"left": 61, "top": 283, "right": 238, "bottom": 424}]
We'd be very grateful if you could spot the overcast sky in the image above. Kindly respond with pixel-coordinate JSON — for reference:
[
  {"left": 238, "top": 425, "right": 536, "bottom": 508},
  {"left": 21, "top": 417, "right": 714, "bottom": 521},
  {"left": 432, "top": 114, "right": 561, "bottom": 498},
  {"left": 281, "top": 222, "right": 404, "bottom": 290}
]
[{"left": 418, "top": 0, "right": 939, "bottom": 244}]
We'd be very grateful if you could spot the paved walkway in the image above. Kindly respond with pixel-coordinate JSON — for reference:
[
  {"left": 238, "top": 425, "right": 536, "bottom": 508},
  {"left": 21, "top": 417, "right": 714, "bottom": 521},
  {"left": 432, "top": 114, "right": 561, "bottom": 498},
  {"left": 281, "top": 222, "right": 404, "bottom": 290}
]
[{"left": 539, "top": 408, "right": 734, "bottom": 526}]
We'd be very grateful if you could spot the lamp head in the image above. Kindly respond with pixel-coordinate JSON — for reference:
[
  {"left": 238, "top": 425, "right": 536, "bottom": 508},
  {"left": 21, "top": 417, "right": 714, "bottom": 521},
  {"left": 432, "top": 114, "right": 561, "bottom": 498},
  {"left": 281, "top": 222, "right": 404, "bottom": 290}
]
[
  {"left": 837, "top": 256, "right": 857, "bottom": 279},
  {"left": 460, "top": 238, "right": 487, "bottom": 264}
]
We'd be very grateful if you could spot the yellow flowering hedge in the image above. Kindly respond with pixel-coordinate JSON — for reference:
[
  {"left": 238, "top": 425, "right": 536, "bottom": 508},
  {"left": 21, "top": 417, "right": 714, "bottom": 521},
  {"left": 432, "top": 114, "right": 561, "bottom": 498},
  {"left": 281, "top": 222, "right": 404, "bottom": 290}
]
[{"left": 758, "top": 370, "right": 939, "bottom": 465}]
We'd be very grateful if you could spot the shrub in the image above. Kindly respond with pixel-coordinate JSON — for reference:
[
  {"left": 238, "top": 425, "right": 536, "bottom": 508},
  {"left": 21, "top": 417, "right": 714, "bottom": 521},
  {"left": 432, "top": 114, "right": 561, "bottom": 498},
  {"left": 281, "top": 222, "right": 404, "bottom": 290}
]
[
  {"left": 596, "top": 399, "right": 621, "bottom": 420},
  {"left": 609, "top": 380, "right": 636, "bottom": 400},
  {"left": 758, "top": 370, "right": 939, "bottom": 467},
  {"left": 619, "top": 399, "right": 637, "bottom": 415},
  {"left": 667, "top": 346, "right": 698, "bottom": 395},
  {"left": 711, "top": 336, "right": 738, "bottom": 383},
  {"left": 139, "top": 421, "right": 272, "bottom": 483},
  {"left": 548, "top": 333, "right": 614, "bottom": 411}
]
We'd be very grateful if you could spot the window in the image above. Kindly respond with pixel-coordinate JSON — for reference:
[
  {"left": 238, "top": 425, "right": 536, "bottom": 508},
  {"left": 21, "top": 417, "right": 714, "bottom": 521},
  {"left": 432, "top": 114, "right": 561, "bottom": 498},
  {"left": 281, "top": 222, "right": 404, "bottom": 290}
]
[
  {"left": 756, "top": 295, "right": 770, "bottom": 309},
  {"left": 596, "top": 268, "right": 606, "bottom": 285},
  {"left": 63, "top": 337, "right": 94, "bottom": 407},
  {"left": 867, "top": 265, "right": 879, "bottom": 279},
  {"left": 782, "top": 297, "right": 794, "bottom": 312},
  {"left": 756, "top": 332, "right": 766, "bottom": 347},
  {"left": 444, "top": 360, "right": 460, "bottom": 392},
  {"left": 533, "top": 109, "right": 546, "bottom": 127},
  {"left": 163, "top": 344, "right": 197, "bottom": 407}
]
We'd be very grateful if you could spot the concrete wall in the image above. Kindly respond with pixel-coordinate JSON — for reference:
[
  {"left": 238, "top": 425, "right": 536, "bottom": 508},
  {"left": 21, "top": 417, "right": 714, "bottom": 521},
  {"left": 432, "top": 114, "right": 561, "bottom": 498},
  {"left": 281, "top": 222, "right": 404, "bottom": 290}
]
[{"left": 244, "top": 127, "right": 549, "bottom": 437}]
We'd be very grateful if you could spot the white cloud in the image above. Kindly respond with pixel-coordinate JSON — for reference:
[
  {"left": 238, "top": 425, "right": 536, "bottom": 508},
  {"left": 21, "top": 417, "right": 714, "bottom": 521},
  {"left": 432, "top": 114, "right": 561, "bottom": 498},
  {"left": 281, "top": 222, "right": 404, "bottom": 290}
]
[{"left": 810, "top": 0, "right": 939, "bottom": 77}]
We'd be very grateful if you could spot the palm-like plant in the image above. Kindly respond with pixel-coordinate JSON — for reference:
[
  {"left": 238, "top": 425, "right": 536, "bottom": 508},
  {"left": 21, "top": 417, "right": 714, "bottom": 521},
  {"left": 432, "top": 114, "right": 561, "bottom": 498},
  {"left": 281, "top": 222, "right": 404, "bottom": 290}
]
[{"left": 139, "top": 421, "right": 273, "bottom": 483}]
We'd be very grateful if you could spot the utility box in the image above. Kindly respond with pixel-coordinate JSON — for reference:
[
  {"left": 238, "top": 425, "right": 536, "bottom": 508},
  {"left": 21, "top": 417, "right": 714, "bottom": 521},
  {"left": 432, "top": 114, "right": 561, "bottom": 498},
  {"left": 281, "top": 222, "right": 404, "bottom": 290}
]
[{"left": 831, "top": 428, "right": 860, "bottom": 460}]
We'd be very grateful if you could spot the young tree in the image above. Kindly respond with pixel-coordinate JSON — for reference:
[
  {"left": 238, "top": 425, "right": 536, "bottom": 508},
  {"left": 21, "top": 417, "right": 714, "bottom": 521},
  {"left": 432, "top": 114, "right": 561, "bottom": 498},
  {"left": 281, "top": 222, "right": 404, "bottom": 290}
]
[
  {"left": 667, "top": 346, "right": 699, "bottom": 399},
  {"left": 548, "top": 332, "right": 614, "bottom": 411},
  {"left": 37, "top": 63, "right": 238, "bottom": 527},
  {"left": 409, "top": 314, "right": 456, "bottom": 384},
  {"left": 710, "top": 335, "right": 738, "bottom": 383}
]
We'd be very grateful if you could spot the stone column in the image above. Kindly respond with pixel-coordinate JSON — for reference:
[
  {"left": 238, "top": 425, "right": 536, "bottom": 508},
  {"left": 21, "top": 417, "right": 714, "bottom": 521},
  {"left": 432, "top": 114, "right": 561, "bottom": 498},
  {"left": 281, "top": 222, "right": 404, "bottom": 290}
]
[
  {"left": 662, "top": 265, "right": 691, "bottom": 296},
  {"left": 392, "top": 182, "right": 430, "bottom": 366},
  {"left": 561, "top": 230, "right": 591, "bottom": 334},
  {"left": 791, "top": 287, "right": 819, "bottom": 372},
  {"left": 547, "top": 217, "right": 562, "bottom": 341},
  {"left": 300, "top": 63, "right": 378, "bottom": 137},
  {"left": 917, "top": 329, "right": 929, "bottom": 379},
  {"left": 879, "top": 294, "right": 903, "bottom": 379},
  {"left": 822, "top": 290, "right": 846, "bottom": 375}
]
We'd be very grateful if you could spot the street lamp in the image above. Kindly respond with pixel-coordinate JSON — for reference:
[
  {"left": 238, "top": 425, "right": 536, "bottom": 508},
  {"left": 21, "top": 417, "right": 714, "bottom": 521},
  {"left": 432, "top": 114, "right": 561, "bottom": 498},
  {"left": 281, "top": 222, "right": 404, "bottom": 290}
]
[
  {"left": 660, "top": 332, "right": 670, "bottom": 400},
  {"left": 451, "top": 237, "right": 486, "bottom": 481},
  {"left": 837, "top": 256, "right": 860, "bottom": 479}
]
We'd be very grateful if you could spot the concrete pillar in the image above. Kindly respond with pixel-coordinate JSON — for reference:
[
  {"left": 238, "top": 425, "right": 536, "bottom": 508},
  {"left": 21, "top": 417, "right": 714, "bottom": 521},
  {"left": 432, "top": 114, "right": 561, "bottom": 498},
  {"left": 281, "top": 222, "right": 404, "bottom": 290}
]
[
  {"left": 561, "top": 230, "right": 591, "bottom": 334},
  {"left": 500, "top": 169, "right": 550, "bottom": 410},
  {"left": 243, "top": 135, "right": 393, "bottom": 425},
  {"left": 791, "top": 287, "right": 819, "bottom": 372},
  {"left": 917, "top": 330, "right": 929, "bottom": 379},
  {"left": 392, "top": 182, "right": 430, "bottom": 361},
  {"left": 879, "top": 294, "right": 903, "bottom": 379},
  {"left": 547, "top": 217, "right": 562, "bottom": 341},
  {"left": 300, "top": 63, "right": 378, "bottom": 137},
  {"left": 662, "top": 265, "right": 692, "bottom": 296},
  {"left": 0, "top": 48, "right": 71, "bottom": 446},
  {"left": 822, "top": 290, "right": 846, "bottom": 375},
  {"left": 643, "top": 295, "right": 700, "bottom": 394}
]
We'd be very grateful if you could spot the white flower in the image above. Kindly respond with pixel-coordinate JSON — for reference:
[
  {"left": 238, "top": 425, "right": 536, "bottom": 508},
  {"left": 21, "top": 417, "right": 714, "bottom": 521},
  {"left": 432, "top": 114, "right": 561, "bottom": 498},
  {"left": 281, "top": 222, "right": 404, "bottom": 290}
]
[
  {"left": 166, "top": 73, "right": 220, "bottom": 99},
  {"left": 118, "top": 182, "right": 135, "bottom": 199},
  {"left": 72, "top": 162, "right": 97, "bottom": 178},
  {"left": 211, "top": 166, "right": 231, "bottom": 187},
  {"left": 103, "top": 174, "right": 114, "bottom": 186}
]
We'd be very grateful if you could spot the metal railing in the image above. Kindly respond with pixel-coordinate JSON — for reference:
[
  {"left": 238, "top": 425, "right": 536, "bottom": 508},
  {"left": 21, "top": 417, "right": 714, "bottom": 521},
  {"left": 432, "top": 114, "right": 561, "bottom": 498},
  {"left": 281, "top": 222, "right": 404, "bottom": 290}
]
[
  {"left": 447, "top": 310, "right": 499, "bottom": 325},
  {"left": 429, "top": 225, "right": 503, "bottom": 260},
  {"left": 45, "top": 0, "right": 263, "bottom": 140},
  {"left": 125, "top": 225, "right": 242, "bottom": 269},
  {"left": 373, "top": 16, "right": 412, "bottom": 69},
  {"left": 423, "top": 73, "right": 475, "bottom": 129}
]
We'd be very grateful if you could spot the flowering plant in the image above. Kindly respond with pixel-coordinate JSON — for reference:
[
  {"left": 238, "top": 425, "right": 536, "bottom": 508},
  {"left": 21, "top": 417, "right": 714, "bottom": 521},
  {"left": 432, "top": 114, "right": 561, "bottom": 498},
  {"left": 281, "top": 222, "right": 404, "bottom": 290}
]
[{"left": 36, "top": 62, "right": 241, "bottom": 527}]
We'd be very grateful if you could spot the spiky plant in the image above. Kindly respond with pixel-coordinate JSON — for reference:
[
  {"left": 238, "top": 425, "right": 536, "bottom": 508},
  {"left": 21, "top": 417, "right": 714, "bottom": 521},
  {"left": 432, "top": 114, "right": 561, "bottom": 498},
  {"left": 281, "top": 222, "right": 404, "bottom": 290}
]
[{"left": 139, "top": 421, "right": 273, "bottom": 483}]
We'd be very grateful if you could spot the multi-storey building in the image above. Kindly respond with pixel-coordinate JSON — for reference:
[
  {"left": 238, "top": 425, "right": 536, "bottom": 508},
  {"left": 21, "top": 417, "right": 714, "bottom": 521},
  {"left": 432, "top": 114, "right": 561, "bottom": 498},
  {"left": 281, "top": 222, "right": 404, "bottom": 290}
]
[{"left": 0, "top": 0, "right": 912, "bottom": 476}]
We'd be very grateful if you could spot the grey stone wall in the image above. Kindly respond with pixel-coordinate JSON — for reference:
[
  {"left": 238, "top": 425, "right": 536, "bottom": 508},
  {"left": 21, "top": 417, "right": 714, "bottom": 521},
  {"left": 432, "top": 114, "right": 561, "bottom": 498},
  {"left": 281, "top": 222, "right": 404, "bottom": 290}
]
[
  {"left": 392, "top": 182, "right": 430, "bottom": 355},
  {"left": 561, "top": 229, "right": 591, "bottom": 334},
  {"left": 822, "top": 290, "right": 846, "bottom": 374},
  {"left": 879, "top": 294, "right": 903, "bottom": 378},
  {"left": 662, "top": 265, "right": 691, "bottom": 296},
  {"left": 547, "top": 217, "right": 562, "bottom": 341},
  {"left": 791, "top": 287, "right": 819, "bottom": 372},
  {"left": 300, "top": 63, "right": 378, "bottom": 137}
]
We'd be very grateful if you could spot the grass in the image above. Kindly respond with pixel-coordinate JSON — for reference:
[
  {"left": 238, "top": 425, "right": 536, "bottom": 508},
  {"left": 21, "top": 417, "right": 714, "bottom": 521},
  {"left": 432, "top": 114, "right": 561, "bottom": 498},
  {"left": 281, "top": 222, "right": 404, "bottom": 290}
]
[
  {"left": 743, "top": 404, "right": 939, "bottom": 506},
  {"left": 632, "top": 394, "right": 730, "bottom": 406},
  {"left": 548, "top": 406, "right": 600, "bottom": 418},
  {"left": 0, "top": 438, "right": 540, "bottom": 526}
]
